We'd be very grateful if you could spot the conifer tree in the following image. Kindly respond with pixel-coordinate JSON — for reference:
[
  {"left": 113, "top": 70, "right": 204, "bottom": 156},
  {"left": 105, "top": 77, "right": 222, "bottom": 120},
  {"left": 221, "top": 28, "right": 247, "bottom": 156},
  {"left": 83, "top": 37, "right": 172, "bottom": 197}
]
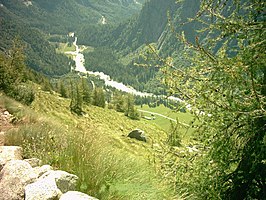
[
  {"left": 92, "top": 87, "right": 105, "bottom": 108},
  {"left": 70, "top": 80, "right": 83, "bottom": 115},
  {"left": 59, "top": 81, "right": 68, "bottom": 98},
  {"left": 113, "top": 92, "right": 125, "bottom": 112},
  {"left": 124, "top": 94, "right": 139, "bottom": 120},
  {"left": 81, "top": 78, "right": 91, "bottom": 105},
  {"left": 160, "top": 1, "right": 266, "bottom": 199},
  {"left": 0, "top": 38, "right": 26, "bottom": 93},
  {"left": 0, "top": 38, "right": 35, "bottom": 105}
]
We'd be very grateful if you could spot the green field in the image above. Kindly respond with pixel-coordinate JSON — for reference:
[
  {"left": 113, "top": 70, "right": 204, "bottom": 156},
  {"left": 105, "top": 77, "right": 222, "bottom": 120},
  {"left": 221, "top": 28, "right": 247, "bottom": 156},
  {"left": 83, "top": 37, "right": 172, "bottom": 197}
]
[
  {"left": 2, "top": 90, "right": 178, "bottom": 199},
  {"left": 137, "top": 104, "right": 196, "bottom": 140},
  {"left": 56, "top": 42, "right": 76, "bottom": 53}
]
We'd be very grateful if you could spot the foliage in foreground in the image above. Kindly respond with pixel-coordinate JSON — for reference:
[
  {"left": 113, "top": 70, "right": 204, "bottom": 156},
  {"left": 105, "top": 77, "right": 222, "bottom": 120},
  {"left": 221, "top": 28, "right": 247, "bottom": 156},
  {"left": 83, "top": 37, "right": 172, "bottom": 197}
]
[{"left": 159, "top": 0, "right": 265, "bottom": 199}]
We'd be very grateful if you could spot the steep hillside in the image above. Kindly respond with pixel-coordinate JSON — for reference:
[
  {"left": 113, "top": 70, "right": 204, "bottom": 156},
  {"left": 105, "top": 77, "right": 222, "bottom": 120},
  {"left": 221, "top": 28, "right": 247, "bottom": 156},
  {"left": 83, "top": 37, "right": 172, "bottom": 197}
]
[
  {"left": 0, "top": 0, "right": 147, "bottom": 76},
  {"left": 0, "top": 0, "right": 145, "bottom": 34},
  {"left": 78, "top": 0, "right": 178, "bottom": 52},
  {"left": 78, "top": 0, "right": 201, "bottom": 56},
  {"left": 110, "top": 0, "right": 178, "bottom": 53},
  {"left": 157, "top": 0, "right": 201, "bottom": 57},
  {"left": 0, "top": 7, "right": 72, "bottom": 76},
  {"left": 0, "top": 88, "right": 176, "bottom": 199}
]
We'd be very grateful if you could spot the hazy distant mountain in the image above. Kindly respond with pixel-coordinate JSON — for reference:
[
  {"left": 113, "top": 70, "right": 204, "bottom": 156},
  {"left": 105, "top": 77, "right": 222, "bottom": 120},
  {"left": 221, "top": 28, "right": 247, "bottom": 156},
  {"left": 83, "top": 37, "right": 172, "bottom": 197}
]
[
  {"left": 77, "top": 0, "right": 201, "bottom": 53},
  {"left": 0, "top": 0, "right": 146, "bottom": 75},
  {"left": 0, "top": 0, "right": 145, "bottom": 34},
  {"left": 0, "top": 0, "right": 201, "bottom": 77},
  {"left": 0, "top": 1, "right": 72, "bottom": 75},
  {"left": 77, "top": 0, "right": 178, "bottom": 52}
]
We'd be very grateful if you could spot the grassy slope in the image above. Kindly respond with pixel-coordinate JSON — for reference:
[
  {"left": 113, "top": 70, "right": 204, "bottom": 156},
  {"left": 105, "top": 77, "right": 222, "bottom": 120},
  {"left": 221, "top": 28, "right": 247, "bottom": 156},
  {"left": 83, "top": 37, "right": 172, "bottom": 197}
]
[
  {"left": 137, "top": 105, "right": 196, "bottom": 141},
  {"left": 31, "top": 89, "right": 168, "bottom": 151},
  {"left": 1, "top": 89, "right": 176, "bottom": 199}
]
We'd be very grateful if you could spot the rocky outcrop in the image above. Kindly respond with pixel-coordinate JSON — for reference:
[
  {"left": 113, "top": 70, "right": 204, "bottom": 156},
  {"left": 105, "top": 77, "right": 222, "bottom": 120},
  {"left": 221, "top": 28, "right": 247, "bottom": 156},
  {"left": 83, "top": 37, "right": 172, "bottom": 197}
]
[
  {"left": 0, "top": 146, "right": 23, "bottom": 168},
  {"left": 24, "top": 158, "right": 42, "bottom": 167},
  {"left": 33, "top": 165, "right": 53, "bottom": 177},
  {"left": 127, "top": 129, "right": 147, "bottom": 142},
  {"left": 0, "top": 146, "right": 99, "bottom": 200},
  {"left": 39, "top": 170, "right": 79, "bottom": 193},
  {"left": 0, "top": 160, "right": 38, "bottom": 200},
  {"left": 25, "top": 175, "right": 62, "bottom": 200}
]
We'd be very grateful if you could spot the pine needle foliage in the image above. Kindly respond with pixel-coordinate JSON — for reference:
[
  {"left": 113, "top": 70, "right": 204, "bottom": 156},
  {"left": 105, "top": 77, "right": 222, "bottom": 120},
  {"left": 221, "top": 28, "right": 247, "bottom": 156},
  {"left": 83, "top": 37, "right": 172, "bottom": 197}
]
[{"left": 159, "top": 0, "right": 266, "bottom": 199}]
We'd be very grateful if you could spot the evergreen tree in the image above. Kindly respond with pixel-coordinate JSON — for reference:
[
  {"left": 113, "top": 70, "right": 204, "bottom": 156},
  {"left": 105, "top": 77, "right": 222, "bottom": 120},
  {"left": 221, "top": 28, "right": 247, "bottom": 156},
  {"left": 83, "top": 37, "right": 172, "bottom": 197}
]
[
  {"left": 92, "top": 87, "right": 105, "bottom": 108},
  {"left": 113, "top": 92, "right": 125, "bottom": 112},
  {"left": 124, "top": 94, "right": 139, "bottom": 120},
  {"left": 161, "top": 0, "right": 266, "bottom": 199},
  {"left": 0, "top": 38, "right": 35, "bottom": 105},
  {"left": 59, "top": 81, "right": 68, "bottom": 98},
  {"left": 81, "top": 78, "right": 91, "bottom": 105},
  {"left": 167, "top": 121, "right": 181, "bottom": 147},
  {"left": 0, "top": 38, "right": 26, "bottom": 93},
  {"left": 70, "top": 80, "right": 83, "bottom": 115}
]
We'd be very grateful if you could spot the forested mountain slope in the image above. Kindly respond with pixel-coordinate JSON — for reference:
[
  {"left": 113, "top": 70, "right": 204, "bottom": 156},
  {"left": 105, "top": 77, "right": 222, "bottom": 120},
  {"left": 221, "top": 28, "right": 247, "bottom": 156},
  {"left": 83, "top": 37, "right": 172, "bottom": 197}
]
[
  {"left": 0, "top": 6, "right": 72, "bottom": 76},
  {"left": 0, "top": 0, "right": 146, "bottom": 76},
  {"left": 0, "top": 0, "right": 145, "bottom": 34},
  {"left": 78, "top": 0, "right": 201, "bottom": 56},
  {"left": 78, "top": 0, "right": 178, "bottom": 52}
]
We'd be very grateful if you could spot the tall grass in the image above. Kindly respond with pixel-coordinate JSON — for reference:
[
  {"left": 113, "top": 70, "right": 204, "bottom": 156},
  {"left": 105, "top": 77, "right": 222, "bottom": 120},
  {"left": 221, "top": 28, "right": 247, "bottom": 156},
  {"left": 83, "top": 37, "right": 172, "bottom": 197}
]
[{"left": 2, "top": 94, "right": 176, "bottom": 199}]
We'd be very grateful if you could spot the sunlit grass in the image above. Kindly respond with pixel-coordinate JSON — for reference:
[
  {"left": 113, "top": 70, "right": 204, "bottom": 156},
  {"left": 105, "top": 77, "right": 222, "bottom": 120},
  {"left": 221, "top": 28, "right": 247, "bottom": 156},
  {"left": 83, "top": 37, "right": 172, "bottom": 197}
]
[
  {"left": 55, "top": 42, "right": 76, "bottom": 53},
  {"left": 2, "top": 91, "right": 177, "bottom": 199},
  {"left": 137, "top": 105, "right": 195, "bottom": 143}
]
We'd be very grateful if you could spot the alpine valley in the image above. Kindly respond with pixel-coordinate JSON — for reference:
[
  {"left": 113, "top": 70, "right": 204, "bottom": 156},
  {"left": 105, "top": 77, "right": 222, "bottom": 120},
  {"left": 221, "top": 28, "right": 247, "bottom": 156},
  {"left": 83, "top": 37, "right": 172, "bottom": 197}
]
[{"left": 0, "top": 0, "right": 265, "bottom": 200}]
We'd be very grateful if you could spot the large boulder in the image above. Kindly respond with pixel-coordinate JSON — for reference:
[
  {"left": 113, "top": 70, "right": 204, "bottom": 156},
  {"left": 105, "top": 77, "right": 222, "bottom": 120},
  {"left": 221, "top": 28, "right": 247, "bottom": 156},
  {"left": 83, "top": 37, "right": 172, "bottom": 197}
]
[
  {"left": 40, "top": 170, "right": 79, "bottom": 193},
  {"left": 25, "top": 170, "right": 79, "bottom": 200},
  {"left": 60, "top": 191, "right": 99, "bottom": 200},
  {"left": 127, "top": 129, "right": 147, "bottom": 142},
  {"left": 0, "top": 160, "right": 38, "bottom": 200},
  {"left": 33, "top": 165, "right": 53, "bottom": 178},
  {"left": 25, "top": 175, "right": 62, "bottom": 200},
  {"left": 0, "top": 146, "right": 23, "bottom": 167},
  {"left": 24, "top": 158, "right": 42, "bottom": 168}
]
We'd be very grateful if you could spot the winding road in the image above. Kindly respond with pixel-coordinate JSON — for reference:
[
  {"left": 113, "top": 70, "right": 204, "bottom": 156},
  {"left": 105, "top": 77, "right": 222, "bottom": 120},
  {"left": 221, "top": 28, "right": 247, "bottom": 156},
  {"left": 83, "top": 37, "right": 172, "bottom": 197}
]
[{"left": 138, "top": 109, "right": 189, "bottom": 127}]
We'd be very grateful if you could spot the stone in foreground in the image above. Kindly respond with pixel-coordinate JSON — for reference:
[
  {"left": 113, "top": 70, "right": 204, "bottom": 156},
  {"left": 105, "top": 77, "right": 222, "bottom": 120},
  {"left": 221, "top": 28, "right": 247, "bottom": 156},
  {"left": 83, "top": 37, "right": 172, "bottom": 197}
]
[
  {"left": 0, "top": 146, "right": 23, "bottom": 167},
  {"left": 0, "top": 160, "right": 37, "bottom": 200},
  {"left": 33, "top": 164, "right": 53, "bottom": 178},
  {"left": 25, "top": 175, "right": 62, "bottom": 200},
  {"left": 40, "top": 170, "right": 79, "bottom": 193},
  {"left": 24, "top": 158, "right": 42, "bottom": 168},
  {"left": 60, "top": 191, "right": 99, "bottom": 200}
]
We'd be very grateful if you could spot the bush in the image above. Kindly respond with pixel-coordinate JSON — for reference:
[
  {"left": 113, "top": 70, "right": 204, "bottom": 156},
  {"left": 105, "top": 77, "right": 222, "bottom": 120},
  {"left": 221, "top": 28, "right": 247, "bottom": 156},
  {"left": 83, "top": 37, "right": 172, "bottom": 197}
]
[{"left": 8, "top": 84, "right": 35, "bottom": 106}]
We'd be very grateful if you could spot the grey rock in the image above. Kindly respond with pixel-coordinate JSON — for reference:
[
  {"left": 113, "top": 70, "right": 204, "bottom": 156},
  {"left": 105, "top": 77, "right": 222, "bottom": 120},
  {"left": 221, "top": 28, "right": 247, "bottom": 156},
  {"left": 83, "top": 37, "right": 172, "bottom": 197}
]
[
  {"left": 127, "top": 129, "right": 147, "bottom": 142},
  {"left": 24, "top": 158, "right": 42, "bottom": 168},
  {"left": 0, "top": 146, "right": 23, "bottom": 167},
  {"left": 40, "top": 170, "right": 78, "bottom": 193},
  {"left": 0, "top": 160, "right": 37, "bottom": 200},
  {"left": 33, "top": 165, "right": 53, "bottom": 178},
  {"left": 25, "top": 175, "right": 62, "bottom": 200},
  {"left": 60, "top": 191, "right": 99, "bottom": 200}
]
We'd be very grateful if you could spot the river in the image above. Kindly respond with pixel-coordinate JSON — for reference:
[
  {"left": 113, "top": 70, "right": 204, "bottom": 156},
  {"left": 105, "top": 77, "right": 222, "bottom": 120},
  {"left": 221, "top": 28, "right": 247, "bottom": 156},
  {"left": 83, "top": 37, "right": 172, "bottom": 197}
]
[{"left": 65, "top": 36, "right": 184, "bottom": 102}]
